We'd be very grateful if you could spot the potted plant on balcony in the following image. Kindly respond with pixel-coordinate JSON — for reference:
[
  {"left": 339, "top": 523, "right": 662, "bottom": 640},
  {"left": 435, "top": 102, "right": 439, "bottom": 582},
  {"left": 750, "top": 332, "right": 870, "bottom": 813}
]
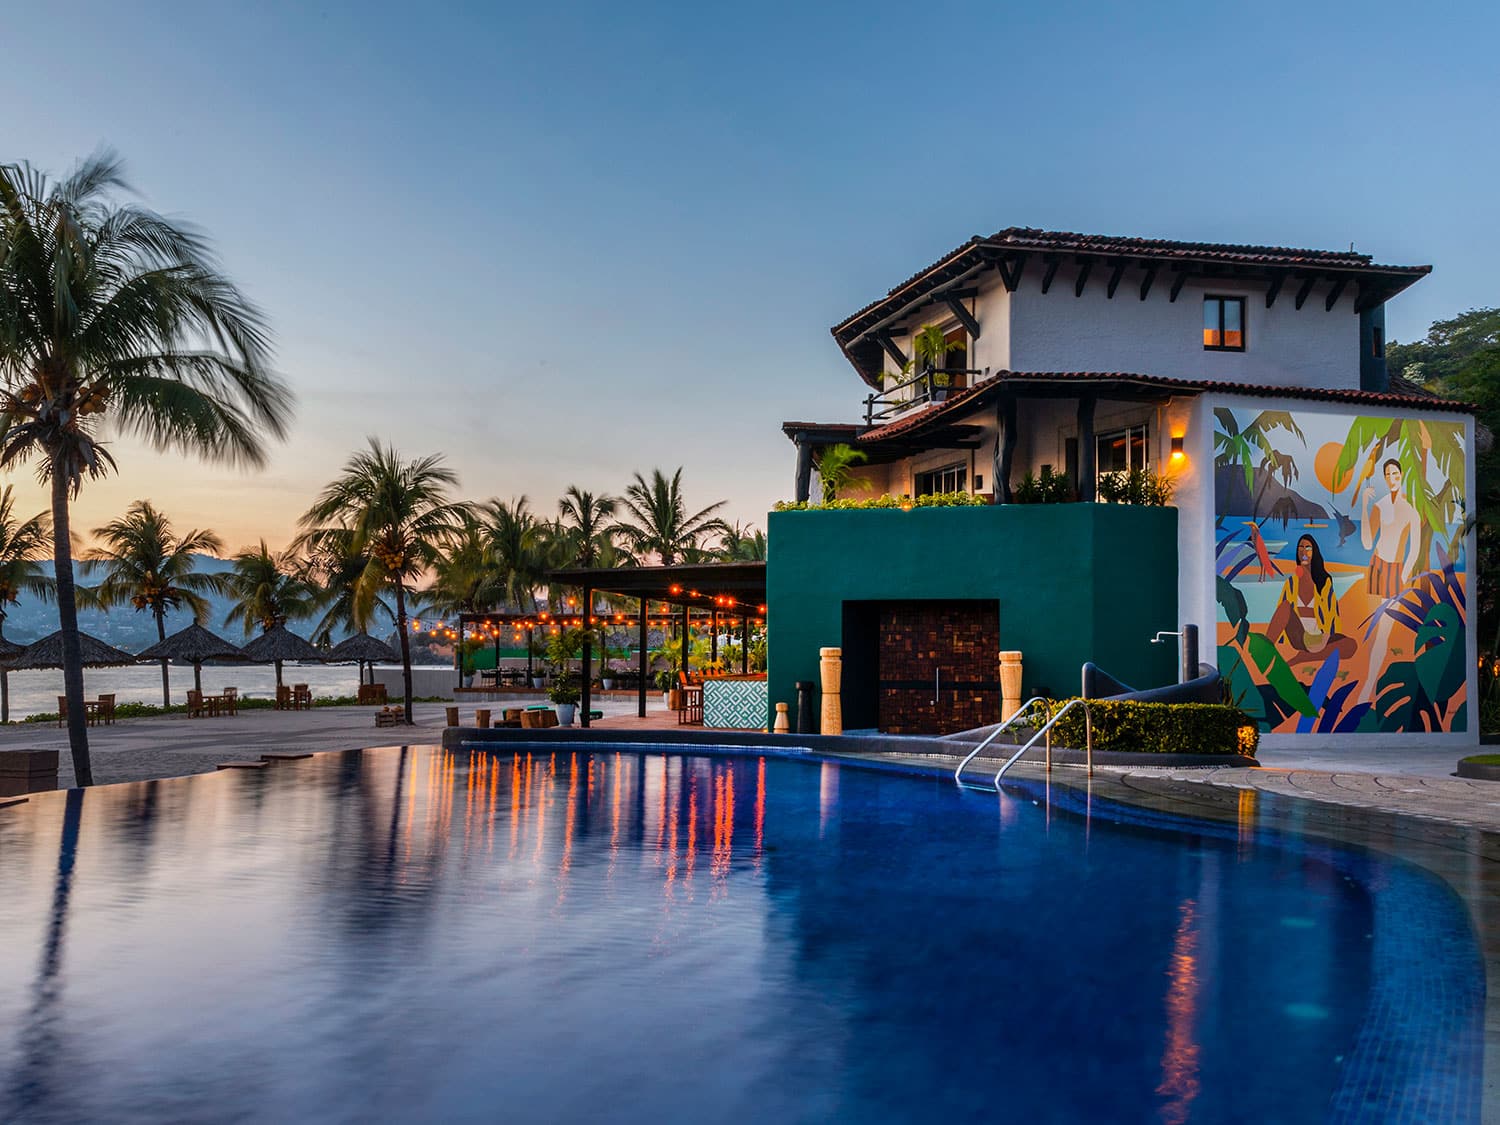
[
  {"left": 548, "top": 676, "right": 581, "bottom": 726},
  {"left": 913, "top": 323, "right": 965, "bottom": 402}
]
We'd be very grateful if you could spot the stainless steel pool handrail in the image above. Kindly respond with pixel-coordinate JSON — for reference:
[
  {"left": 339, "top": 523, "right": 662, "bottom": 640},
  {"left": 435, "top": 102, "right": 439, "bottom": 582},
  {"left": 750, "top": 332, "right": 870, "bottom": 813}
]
[
  {"left": 992, "top": 698, "right": 1093, "bottom": 787},
  {"left": 952, "top": 697, "right": 1047, "bottom": 789}
]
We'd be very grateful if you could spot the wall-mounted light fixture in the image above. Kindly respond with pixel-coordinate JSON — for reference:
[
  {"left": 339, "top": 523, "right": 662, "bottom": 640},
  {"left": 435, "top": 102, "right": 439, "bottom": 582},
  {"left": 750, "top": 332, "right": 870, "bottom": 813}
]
[{"left": 1170, "top": 434, "right": 1185, "bottom": 462}]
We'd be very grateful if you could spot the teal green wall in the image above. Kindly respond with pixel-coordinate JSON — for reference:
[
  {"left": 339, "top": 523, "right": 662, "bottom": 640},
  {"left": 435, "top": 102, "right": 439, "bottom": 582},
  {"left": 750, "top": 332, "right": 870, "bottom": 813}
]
[{"left": 766, "top": 504, "right": 1179, "bottom": 726}]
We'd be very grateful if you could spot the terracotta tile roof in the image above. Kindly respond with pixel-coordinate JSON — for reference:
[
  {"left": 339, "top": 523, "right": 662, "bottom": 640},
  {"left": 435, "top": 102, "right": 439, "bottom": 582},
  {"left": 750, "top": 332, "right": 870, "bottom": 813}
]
[
  {"left": 832, "top": 226, "right": 1432, "bottom": 347},
  {"left": 846, "top": 372, "right": 1476, "bottom": 446}
]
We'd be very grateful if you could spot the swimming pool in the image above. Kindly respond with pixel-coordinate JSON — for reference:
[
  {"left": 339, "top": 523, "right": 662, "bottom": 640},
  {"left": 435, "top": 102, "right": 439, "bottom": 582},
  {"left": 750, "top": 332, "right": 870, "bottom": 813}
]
[{"left": 0, "top": 746, "right": 1482, "bottom": 1123}]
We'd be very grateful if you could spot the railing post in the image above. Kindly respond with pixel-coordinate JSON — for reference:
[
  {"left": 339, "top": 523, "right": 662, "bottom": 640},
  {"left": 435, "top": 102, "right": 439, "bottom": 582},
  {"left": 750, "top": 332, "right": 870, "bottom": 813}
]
[
  {"left": 865, "top": 394, "right": 874, "bottom": 425},
  {"left": 1085, "top": 702, "right": 1094, "bottom": 777}
]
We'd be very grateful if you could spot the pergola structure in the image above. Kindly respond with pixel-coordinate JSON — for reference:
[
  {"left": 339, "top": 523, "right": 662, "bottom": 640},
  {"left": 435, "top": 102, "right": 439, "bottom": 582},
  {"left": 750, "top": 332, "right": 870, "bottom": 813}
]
[{"left": 544, "top": 562, "right": 768, "bottom": 727}]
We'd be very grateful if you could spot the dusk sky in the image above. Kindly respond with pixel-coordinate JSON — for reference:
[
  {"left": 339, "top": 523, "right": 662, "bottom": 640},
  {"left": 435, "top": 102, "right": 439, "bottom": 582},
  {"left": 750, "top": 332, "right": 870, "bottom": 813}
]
[{"left": 3, "top": 1, "right": 1496, "bottom": 552}]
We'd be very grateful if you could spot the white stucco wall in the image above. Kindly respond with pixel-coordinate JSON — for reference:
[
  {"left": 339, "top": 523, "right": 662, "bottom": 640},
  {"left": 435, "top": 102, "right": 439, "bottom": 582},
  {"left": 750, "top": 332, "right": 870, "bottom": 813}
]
[{"left": 1009, "top": 267, "right": 1360, "bottom": 389}]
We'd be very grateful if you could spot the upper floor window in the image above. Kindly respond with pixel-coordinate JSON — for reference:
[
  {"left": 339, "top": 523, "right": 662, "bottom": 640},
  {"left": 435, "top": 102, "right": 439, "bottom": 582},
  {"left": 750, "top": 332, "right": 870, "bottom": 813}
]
[
  {"left": 916, "top": 463, "right": 967, "bottom": 496},
  {"left": 1203, "top": 296, "right": 1246, "bottom": 351}
]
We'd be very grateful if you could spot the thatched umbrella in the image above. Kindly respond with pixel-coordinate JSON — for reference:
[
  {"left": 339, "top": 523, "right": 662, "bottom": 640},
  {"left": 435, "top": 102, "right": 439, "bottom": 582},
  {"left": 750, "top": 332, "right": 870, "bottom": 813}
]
[
  {"left": 0, "top": 635, "right": 23, "bottom": 723},
  {"left": 138, "top": 622, "right": 247, "bottom": 695},
  {"left": 328, "top": 632, "right": 397, "bottom": 687},
  {"left": 12, "top": 629, "right": 137, "bottom": 669},
  {"left": 240, "top": 623, "right": 321, "bottom": 688}
]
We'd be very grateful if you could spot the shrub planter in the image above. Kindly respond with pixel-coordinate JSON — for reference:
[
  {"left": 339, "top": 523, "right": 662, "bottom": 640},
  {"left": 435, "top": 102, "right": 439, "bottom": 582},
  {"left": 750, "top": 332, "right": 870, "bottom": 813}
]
[
  {"left": 1457, "top": 755, "right": 1500, "bottom": 780},
  {"left": 555, "top": 703, "right": 577, "bottom": 727}
]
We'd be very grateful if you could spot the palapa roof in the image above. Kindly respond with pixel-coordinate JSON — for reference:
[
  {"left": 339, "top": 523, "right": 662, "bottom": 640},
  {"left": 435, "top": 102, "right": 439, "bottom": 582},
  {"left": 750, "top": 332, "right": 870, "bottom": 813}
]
[
  {"left": 328, "top": 631, "right": 398, "bottom": 663},
  {"left": 137, "top": 622, "right": 246, "bottom": 665},
  {"left": 240, "top": 623, "right": 322, "bottom": 663},
  {"left": 0, "top": 636, "right": 25, "bottom": 663},
  {"left": 12, "top": 629, "right": 137, "bottom": 669}
]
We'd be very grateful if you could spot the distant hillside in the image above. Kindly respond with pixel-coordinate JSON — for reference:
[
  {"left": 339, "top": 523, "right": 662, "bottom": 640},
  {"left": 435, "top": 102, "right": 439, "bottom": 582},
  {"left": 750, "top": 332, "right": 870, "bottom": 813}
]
[{"left": 0, "top": 555, "right": 387, "bottom": 652}]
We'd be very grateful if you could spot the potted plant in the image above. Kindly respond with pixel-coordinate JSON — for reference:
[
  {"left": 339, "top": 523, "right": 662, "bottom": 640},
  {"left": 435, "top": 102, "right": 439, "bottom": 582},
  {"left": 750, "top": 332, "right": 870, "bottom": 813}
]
[
  {"left": 548, "top": 677, "right": 581, "bottom": 726},
  {"left": 913, "top": 322, "right": 965, "bottom": 402},
  {"left": 654, "top": 668, "right": 676, "bottom": 709}
]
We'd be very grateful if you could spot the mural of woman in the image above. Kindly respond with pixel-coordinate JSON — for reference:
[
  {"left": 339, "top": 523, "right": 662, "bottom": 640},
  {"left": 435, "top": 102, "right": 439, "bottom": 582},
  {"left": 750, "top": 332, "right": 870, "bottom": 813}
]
[{"left": 1264, "top": 534, "right": 1357, "bottom": 665}]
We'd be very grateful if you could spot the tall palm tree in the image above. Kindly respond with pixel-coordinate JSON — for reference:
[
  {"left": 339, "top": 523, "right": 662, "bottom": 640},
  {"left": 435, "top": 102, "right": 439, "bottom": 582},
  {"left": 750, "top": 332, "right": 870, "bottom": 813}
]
[
  {"left": 557, "top": 486, "right": 621, "bottom": 569},
  {"left": 0, "top": 154, "right": 292, "bottom": 785},
  {"left": 614, "top": 468, "right": 730, "bottom": 566},
  {"left": 483, "top": 496, "right": 546, "bottom": 610},
  {"left": 0, "top": 486, "right": 53, "bottom": 722},
  {"left": 300, "top": 440, "right": 469, "bottom": 724},
  {"left": 81, "top": 500, "right": 224, "bottom": 707},
  {"left": 717, "top": 522, "right": 767, "bottom": 562},
  {"left": 302, "top": 527, "right": 393, "bottom": 646},
  {"left": 222, "top": 541, "right": 317, "bottom": 636},
  {"left": 420, "top": 512, "right": 503, "bottom": 619}
]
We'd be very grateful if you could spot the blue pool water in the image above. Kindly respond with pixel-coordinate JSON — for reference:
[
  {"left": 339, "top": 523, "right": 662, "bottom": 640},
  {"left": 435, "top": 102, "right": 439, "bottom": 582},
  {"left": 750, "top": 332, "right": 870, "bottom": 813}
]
[{"left": 0, "top": 747, "right": 1483, "bottom": 1123}]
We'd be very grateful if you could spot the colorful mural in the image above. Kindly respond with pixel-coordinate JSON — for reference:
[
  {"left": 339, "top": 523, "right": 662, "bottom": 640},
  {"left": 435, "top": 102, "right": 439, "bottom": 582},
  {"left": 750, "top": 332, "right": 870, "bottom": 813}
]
[{"left": 1214, "top": 407, "right": 1469, "bottom": 735}]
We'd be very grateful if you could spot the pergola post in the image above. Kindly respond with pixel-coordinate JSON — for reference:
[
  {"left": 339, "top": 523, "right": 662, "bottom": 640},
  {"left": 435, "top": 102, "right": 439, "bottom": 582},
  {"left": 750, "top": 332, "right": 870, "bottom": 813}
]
[
  {"left": 637, "top": 596, "right": 648, "bottom": 718},
  {"left": 680, "top": 604, "right": 689, "bottom": 674},
  {"left": 794, "top": 437, "right": 814, "bottom": 504},
  {"left": 581, "top": 583, "right": 593, "bottom": 728},
  {"left": 526, "top": 626, "right": 534, "bottom": 684},
  {"left": 1077, "top": 392, "right": 1097, "bottom": 502},
  {"left": 456, "top": 617, "right": 465, "bottom": 691},
  {"left": 741, "top": 615, "right": 749, "bottom": 674},
  {"left": 710, "top": 610, "right": 718, "bottom": 665}
]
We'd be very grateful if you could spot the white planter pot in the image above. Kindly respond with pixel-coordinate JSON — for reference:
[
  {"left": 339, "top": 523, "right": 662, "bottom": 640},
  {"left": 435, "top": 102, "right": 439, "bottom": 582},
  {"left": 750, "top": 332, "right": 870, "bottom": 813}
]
[
  {"left": 555, "top": 703, "right": 577, "bottom": 727},
  {"left": 532, "top": 677, "right": 545, "bottom": 689},
  {"left": 602, "top": 679, "right": 614, "bottom": 691}
]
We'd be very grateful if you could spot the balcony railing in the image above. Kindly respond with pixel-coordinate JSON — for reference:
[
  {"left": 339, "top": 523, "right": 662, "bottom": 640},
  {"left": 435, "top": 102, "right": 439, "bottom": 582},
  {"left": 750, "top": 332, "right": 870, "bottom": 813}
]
[{"left": 863, "top": 367, "right": 989, "bottom": 426}]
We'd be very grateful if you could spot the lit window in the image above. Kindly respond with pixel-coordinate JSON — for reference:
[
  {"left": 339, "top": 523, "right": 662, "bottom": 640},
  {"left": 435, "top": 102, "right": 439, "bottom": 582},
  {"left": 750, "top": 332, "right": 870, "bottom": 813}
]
[
  {"left": 1096, "top": 424, "right": 1148, "bottom": 480},
  {"left": 916, "top": 464, "right": 967, "bottom": 496},
  {"left": 1203, "top": 297, "right": 1246, "bottom": 351}
]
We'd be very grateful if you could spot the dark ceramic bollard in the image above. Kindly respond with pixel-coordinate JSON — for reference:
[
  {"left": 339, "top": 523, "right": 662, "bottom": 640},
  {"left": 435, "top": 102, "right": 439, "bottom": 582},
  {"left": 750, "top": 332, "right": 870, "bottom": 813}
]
[{"left": 795, "top": 681, "right": 816, "bottom": 734}]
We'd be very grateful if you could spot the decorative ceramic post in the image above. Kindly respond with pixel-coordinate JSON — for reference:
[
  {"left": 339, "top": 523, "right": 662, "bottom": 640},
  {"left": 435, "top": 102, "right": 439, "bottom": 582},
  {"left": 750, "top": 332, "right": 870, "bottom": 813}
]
[
  {"left": 773, "top": 702, "right": 790, "bottom": 733},
  {"left": 999, "top": 651, "right": 1023, "bottom": 722},
  {"left": 819, "top": 647, "right": 842, "bottom": 735}
]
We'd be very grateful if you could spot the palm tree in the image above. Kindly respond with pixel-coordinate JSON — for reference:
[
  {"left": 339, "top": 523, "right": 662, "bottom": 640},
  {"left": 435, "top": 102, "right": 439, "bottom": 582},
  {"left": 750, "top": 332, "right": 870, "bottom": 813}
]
[
  {"left": 717, "top": 522, "right": 767, "bottom": 562},
  {"left": 482, "top": 496, "right": 546, "bottom": 610},
  {"left": 815, "top": 444, "right": 870, "bottom": 503},
  {"left": 614, "top": 468, "right": 730, "bottom": 566},
  {"left": 0, "top": 154, "right": 292, "bottom": 785},
  {"left": 303, "top": 527, "right": 393, "bottom": 646},
  {"left": 81, "top": 500, "right": 224, "bottom": 707},
  {"left": 557, "top": 486, "right": 621, "bottom": 569},
  {"left": 300, "top": 440, "right": 469, "bottom": 724},
  {"left": 0, "top": 486, "right": 52, "bottom": 722},
  {"left": 421, "top": 513, "right": 502, "bottom": 619},
  {"left": 222, "top": 541, "right": 317, "bottom": 637}
]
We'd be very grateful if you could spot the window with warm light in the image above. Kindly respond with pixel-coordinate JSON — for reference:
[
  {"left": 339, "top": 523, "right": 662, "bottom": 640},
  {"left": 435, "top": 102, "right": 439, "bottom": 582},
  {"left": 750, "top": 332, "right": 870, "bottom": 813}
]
[
  {"left": 915, "top": 463, "right": 966, "bottom": 496},
  {"left": 1096, "top": 424, "right": 1149, "bottom": 478},
  {"left": 1203, "top": 296, "right": 1245, "bottom": 351}
]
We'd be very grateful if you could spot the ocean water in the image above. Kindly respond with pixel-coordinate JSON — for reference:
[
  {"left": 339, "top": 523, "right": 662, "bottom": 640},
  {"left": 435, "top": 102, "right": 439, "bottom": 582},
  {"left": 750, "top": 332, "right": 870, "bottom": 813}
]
[
  {"left": 0, "top": 748, "right": 1481, "bottom": 1123},
  {"left": 0, "top": 663, "right": 431, "bottom": 718}
]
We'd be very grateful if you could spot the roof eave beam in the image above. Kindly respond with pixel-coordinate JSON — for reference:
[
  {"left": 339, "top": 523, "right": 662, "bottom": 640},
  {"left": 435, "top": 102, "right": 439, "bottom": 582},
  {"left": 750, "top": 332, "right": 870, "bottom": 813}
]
[
  {"left": 1324, "top": 277, "right": 1349, "bottom": 311},
  {"left": 1040, "top": 254, "right": 1061, "bottom": 295},
  {"left": 1265, "top": 273, "right": 1285, "bottom": 308},
  {"left": 1138, "top": 264, "right": 1158, "bottom": 301},
  {"left": 1105, "top": 261, "right": 1127, "bottom": 299},
  {"left": 875, "top": 330, "right": 907, "bottom": 369},
  {"left": 942, "top": 295, "right": 981, "bottom": 340},
  {"left": 1294, "top": 274, "right": 1318, "bottom": 311},
  {"left": 1168, "top": 266, "right": 1190, "bottom": 303},
  {"left": 1073, "top": 257, "right": 1094, "bottom": 297}
]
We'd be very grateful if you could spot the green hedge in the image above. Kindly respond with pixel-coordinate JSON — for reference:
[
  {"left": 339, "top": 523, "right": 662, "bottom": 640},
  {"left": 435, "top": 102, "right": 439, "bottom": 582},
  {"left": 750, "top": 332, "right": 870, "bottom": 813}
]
[
  {"left": 1043, "top": 698, "right": 1258, "bottom": 757},
  {"left": 772, "top": 491, "right": 986, "bottom": 512}
]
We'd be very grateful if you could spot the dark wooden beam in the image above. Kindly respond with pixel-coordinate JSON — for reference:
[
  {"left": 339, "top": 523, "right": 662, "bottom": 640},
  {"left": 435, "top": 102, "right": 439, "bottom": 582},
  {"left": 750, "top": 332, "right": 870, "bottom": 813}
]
[
  {"left": 1324, "top": 277, "right": 1348, "bottom": 311},
  {"left": 1294, "top": 274, "right": 1318, "bottom": 310},
  {"left": 942, "top": 295, "right": 981, "bottom": 340},
  {"left": 1074, "top": 258, "right": 1093, "bottom": 297},
  {"left": 998, "top": 255, "right": 1025, "bottom": 292},
  {"left": 1265, "top": 274, "right": 1285, "bottom": 308},
  {"left": 1076, "top": 393, "right": 1097, "bottom": 502},
  {"left": 1106, "top": 261, "right": 1126, "bottom": 299},
  {"left": 875, "top": 331, "right": 907, "bottom": 369},
  {"left": 793, "top": 437, "right": 814, "bottom": 503},
  {"left": 1138, "top": 265, "right": 1158, "bottom": 301},
  {"left": 637, "top": 596, "right": 648, "bottom": 718},
  {"left": 1353, "top": 284, "right": 1386, "bottom": 314},
  {"left": 1040, "top": 255, "right": 1060, "bottom": 294},
  {"left": 1169, "top": 267, "right": 1190, "bottom": 303},
  {"left": 995, "top": 391, "right": 1017, "bottom": 503}
]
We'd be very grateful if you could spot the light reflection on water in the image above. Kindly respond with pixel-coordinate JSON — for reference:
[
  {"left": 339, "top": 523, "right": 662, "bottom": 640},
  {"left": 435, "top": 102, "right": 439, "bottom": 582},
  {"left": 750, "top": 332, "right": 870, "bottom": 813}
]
[{"left": 0, "top": 746, "right": 1482, "bottom": 1124}]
